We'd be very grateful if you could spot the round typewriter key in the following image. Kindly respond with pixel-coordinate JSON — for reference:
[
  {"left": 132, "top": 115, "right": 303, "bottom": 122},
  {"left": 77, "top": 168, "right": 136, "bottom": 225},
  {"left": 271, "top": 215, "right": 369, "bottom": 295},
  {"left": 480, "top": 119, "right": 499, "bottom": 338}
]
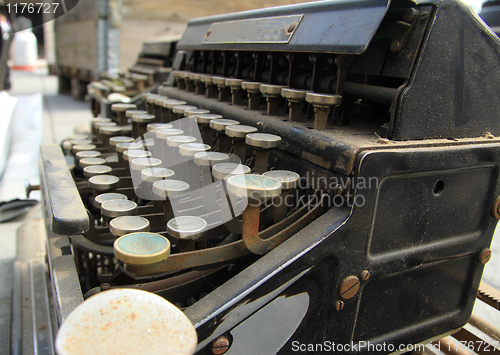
[
  {"left": 179, "top": 143, "right": 210, "bottom": 189},
  {"left": 131, "top": 113, "right": 155, "bottom": 123},
  {"left": 282, "top": 88, "right": 308, "bottom": 100},
  {"left": 75, "top": 150, "right": 101, "bottom": 161},
  {"left": 167, "top": 216, "right": 207, "bottom": 240},
  {"left": 196, "top": 114, "right": 223, "bottom": 145},
  {"left": 125, "top": 110, "right": 147, "bottom": 118},
  {"left": 189, "top": 72, "right": 201, "bottom": 80},
  {"left": 72, "top": 144, "right": 97, "bottom": 154},
  {"left": 147, "top": 123, "right": 173, "bottom": 132},
  {"left": 69, "top": 138, "right": 92, "bottom": 145},
  {"left": 172, "top": 105, "right": 197, "bottom": 116},
  {"left": 242, "top": 82, "right": 262, "bottom": 110},
  {"left": 163, "top": 99, "right": 187, "bottom": 109},
  {"left": 99, "top": 126, "right": 123, "bottom": 144},
  {"left": 213, "top": 77, "right": 230, "bottom": 102},
  {"left": 260, "top": 84, "right": 285, "bottom": 96},
  {"left": 91, "top": 117, "right": 112, "bottom": 125},
  {"left": 141, "top": 167, "right": 175, "bottom": 183},
  {"left": 83, "top": 165, "right": 113, "bottom": 178},
  {"left": 111, "top": 103, "right": 137, "bottom": 112},
  {"left": 112, "top": 104, "right": 137, "bottom": 125},
  {"left": 241, "top": 81, "right": 261, "bottom": 91},
  {"left": 152, "top": 179, "right": 190, "bottom": 199},
  {"left": 152, "top": 179, "right": 190, "bottom": 221},
  {"left": 190, "top": 73, "right": 204, "bottom": 95},
  {"left": 68, "top": 133, "right": 89, "bottom": 140},
  {"left": 130, "top": 113, "right": 153, "bottom": 138},
  {"left": 195, "top": 113, "right": 223, "bottom": 125},
  {"left": 101, "top": 199, "right": 138, "bottom": 218},
  {"left": 212, "top": 76, "right": 227, "bottom": 86},
  {"left": 282, "top": 88, "right": 309, "bottom": 122},
  {"left": 262, "top": 170, "right": 300, "bottom": 190},
  {"left": 226, "top": 78, "right": 243, "bottom": 87},
  {"left": 120, "top": 124, "right": 133, "bottom": 136},
  {"left": 79, "top": 157, "right": 106, "bottom": 168},
  {"left": 260, "top": 84, "right": 286, "bottom": 116},
  {"left": 130, "top": 157, "right": 162, "bottom": 171},
  {"left": 154, "top": 96, "right": 169, "bottom": 106},
  {"left": 114, "top": 232, "right": 171, "bottom": 266},
  {"left": 185, "top": 108, "right": 210, "bottom": 117},
  {"left": 115, "top": 142, "right": 143, "bottom": 153},
  {"left": 246, "top": 133, "right": 282, "bottom": 173},
  {"left": 210, "top": 119, "right": 239, "bottom": 153},
  {"left": 167, "top": 135, "right": 197, "bottom": 147},
  {"left": 305, "top": 93, "right": 342, "bottom": 129},
  {"left": 109, "top": 216, "right": 150, "bottom": 237},
  {"left": 212, "top": 163, "right": 251, "bottom": 181},
  {"left": 123, "top": 149, "right": 152, "bottom": 161},
  {"left": 226, "top": 79, "right": 244, "bottom": 105},
  {"left": 89, "top": 174, "right": 120, "bottom": 191},
  {"left": 263, "top": 170, "right": 300, "bottom": 222},
  {"left": 94, "top": 121, "right": 116, "bottom": 130},
  {"left": 55, "top": 288, "right": 197, "bottom": 355},
  {"left": 305, "top": 92, "right": 342, "bottom": 106},
  {"left": 225, "top": 125, "right": 258, "bottom": 139},
  {"left": 156, "top": 128, "right": 184, "bottom": 140},
  {"left": 146, "top": 94, "right": 162, "bottom": 104},
  {"left": 201, "top": 75, "right": 217, "bottom": 98},
  {"left": 227, "top": 175, "right": 281, "bottom": 253},
  {"left": 109, "top": 136, "right": 134, "bottom": 151},
  {"left": 227, "top": 174, "right": 282, "bottom": 201},
  {"left": 62, "top": 140, "right": 72, "bottom": 152},
  {"left": 179, "top": 143, "right": 210, "bottom": 157},
  {"left": 245, "top": 133, "right": 281, "bottom": 149},
  {"left": 201, "top": 74, "right": 214, "bottom": 83},
  {"left": 94, "top": 192, "right": 127, "bottom": 209},
  {"left": 209, "top": 118, "right": 239, "bottom": 132},
  {"left": 112, "top": 85, "right": 126, "bottom": 92},
  {"left": 194, "top": 152, "right": 230, "bottom": 167},
  {"left": 226, "top": 125, "right": 258, "bottom": 162}
]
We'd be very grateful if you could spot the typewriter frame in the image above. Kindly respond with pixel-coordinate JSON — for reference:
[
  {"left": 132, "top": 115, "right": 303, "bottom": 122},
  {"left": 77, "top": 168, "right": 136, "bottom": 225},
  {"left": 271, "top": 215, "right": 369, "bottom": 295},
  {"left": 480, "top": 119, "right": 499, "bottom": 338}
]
[{"left": 36, "top": 0, "right": 500, "bottom": 353}]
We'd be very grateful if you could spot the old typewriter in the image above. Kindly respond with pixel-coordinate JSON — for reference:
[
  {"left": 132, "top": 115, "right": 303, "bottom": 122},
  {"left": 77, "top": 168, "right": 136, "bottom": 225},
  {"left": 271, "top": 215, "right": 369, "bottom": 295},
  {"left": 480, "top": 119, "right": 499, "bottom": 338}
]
[
  {"left": 35, "top": 0, "right": 500, "bottom": 353},
  {"left": 87, "top": 37, "right": 179, "bottom": 118}
]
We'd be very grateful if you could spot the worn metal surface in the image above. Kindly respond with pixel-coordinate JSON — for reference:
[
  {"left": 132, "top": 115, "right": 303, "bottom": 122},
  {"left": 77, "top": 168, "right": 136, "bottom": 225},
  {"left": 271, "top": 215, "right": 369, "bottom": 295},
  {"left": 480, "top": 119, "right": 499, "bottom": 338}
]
[
  {"left": 178, "top": 0, "right": 390, "bottom": 54},
  {"left": 394, "top": 0, "right": 500, "bottom": 140},
  {"left": 203, "top": 15, "right": 303, "bottom": 44},
  {"left": 39, "top": 144, "right": 89, "bottom": 235}
]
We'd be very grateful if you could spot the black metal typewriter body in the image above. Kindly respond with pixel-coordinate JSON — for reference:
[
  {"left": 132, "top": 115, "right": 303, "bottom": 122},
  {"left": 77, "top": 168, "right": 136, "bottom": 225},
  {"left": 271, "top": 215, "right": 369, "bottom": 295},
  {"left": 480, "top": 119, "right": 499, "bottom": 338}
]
[{"left": 39, "top": 0, "right": 500, "bottom": 353}]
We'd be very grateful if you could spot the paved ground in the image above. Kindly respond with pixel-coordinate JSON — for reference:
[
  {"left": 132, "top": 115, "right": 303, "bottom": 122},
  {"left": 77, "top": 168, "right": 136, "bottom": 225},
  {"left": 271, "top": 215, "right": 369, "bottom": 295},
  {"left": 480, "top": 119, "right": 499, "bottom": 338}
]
[{"left": 0, "top": 68, "right": 498, "bottom": 353}]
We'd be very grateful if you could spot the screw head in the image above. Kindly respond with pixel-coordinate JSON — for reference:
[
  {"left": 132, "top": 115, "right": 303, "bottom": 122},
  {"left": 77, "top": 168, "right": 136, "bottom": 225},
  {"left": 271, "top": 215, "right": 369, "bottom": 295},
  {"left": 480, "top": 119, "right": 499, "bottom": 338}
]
[
  {"left": 211, "top": 335, "right": 231, "bottom": 355},
  {"left": 479, "top": 248, "right": 492, "bottom": 265},
  {"left": 390, "top": 40, "right": 401, "bottom": 52},
  {"left": 492, "top": 196, "right": 500, "bottom": 219},
  {"left": 339, "top": 276, "right": 360, "bottom": 300},
  {"left": 286, "top": 23, "right": 297, "bottom": 34},
  {"left": 360, "top": 270, "right": 371, "bottom": 281},
  {"left": 334, "top": 300, "right": 344, "bottom": 311}
]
